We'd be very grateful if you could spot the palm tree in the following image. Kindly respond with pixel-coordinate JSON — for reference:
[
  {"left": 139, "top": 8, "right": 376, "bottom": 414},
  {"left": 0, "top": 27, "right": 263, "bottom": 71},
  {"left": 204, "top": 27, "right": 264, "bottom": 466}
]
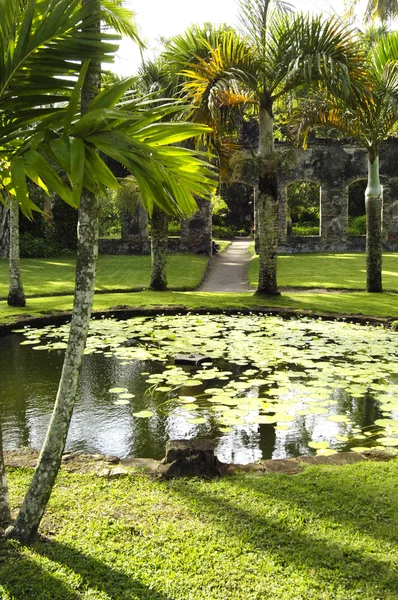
[
  {"left": 3, "top": 3, "right": 215, "bottom": 541},
  {"left": 348, "top": 0, "right": 398, "bottom": 23},
  {"left": 289, "top": 31, "right": 398, "bottom": 292},
  {"left": 172, "top": 1, "right": 367, "bottom": 294},
  {"left": 0, "top": 0, "right": 127, "bottom": 306}
]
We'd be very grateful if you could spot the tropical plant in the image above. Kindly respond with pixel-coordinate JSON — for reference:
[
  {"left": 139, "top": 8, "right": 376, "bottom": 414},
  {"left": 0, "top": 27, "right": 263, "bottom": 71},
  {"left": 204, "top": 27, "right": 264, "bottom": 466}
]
[
  {"left": 3, "top": 3, "right": 215, "bottom": 542},
  {"left": 172, "top": 0, "right": 367, "bottom": 294},
  {"left": 289, "top": 30, "right": 398, "bottom": 292},
  {"left": 349, "top": 0, "right": 398, "bottom": 23},
  {"left": 0, "top": 0, "right": 127, "bottom": 306}
]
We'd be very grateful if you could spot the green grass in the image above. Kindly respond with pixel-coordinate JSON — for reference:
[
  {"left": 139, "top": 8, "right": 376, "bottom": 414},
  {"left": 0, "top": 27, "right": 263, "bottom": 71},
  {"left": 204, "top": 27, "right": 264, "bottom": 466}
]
[
  {"left": 2, "top": 460, "right": 398, "bottom": 599},
  {"left": 248, "top": 252, "right": 398, "bottom": 291},
  {"left": 0, "top": 254, "right": 209, "bottom": 298},
  {"left": 1, "top": 289, "right": 397, "bottom": 326},
  {"left": 1, "top": 251, "right": 398, "bottom": 326}
]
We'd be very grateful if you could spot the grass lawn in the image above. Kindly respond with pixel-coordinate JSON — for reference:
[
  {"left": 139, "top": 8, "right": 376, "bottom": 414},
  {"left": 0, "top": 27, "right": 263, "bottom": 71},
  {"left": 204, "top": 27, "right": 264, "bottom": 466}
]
[
  {"left": 2, "top": 460, "right": 398, "bottom": 599},
  {"left": 248, "top": 252, "right": 398, "bottom": 291},
  {"left": 0, "top": 253, "right": 209, "bottom": 298},
  {"left": 1, "top": 289, "right": 398, "bottom": 326}
]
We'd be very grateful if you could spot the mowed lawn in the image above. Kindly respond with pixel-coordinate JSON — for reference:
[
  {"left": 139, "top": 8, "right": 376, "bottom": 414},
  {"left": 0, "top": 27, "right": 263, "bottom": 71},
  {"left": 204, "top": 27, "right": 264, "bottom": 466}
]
[
  {"left": 248, "top": 252, "right": 398, "bottom": 291},
  {"left": 0, "top": 253, "right": 209, "bottom": 298},
  {"left": 2, "top": 460, "right": 398, "bottom": 600}
]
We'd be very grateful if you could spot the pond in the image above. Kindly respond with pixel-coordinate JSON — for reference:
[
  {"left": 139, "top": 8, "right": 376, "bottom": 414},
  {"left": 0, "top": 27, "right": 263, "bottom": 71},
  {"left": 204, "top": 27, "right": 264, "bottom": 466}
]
[{"left": 1, "top": 314, "right": 398, "bottom": 464}]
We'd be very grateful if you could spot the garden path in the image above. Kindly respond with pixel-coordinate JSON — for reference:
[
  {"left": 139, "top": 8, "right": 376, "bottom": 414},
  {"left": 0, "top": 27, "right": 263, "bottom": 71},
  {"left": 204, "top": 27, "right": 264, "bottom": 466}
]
[{"left": 199, "top": 237, "right": 253, "bottom": 293}]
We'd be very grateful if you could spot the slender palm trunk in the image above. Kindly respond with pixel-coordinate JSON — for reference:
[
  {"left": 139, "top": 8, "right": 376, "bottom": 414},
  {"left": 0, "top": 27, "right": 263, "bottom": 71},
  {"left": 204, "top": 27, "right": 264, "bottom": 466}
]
[
  {"left": 0, "top": 201, "right": 9, "bottom": 258},
  {"left": 5, "top": 0, "right": 101, "bottom": 542},
  {"left": 150, "top": 205, "right": 168, "bottom": 290},
  {"left": 365, "top": 155, "right": 382, "bottom": 293},
  {"left": 0, "top": 422, "right": 11, "bottom": 528},
  {"left": 256, "top": 105, "right": 279, "bottom": 295},
  {"left": 8, "top": 199, "right": 26, "bottom": 307}
]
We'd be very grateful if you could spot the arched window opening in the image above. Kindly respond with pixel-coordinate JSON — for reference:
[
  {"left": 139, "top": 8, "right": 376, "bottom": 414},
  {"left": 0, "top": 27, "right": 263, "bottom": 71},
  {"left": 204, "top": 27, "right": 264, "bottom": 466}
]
[
  {"left": 287, "top": 181, "right": 320, "bottom": 236},
  {"left": 348, "top": 179, "right": 367, "bottom": 235}
]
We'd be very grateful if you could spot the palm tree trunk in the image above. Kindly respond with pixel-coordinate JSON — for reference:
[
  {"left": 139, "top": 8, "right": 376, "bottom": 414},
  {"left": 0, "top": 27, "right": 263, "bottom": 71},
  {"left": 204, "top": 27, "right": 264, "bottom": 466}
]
[
  {"left": 0, "top": 200, "right": 9, "bottom": 258},
  {"left": 256, "top": 105, "right": 279, "bottom": 295},
  {"left": 365, "top": 155, "right": 382, "bottom": 293},
  {"left": 8, "top": 199, "right": 26, "bottom": 307},
  {"left": 5, "top": 0, "right": 101, "bottom": 542},
  {"left": 150, "top": 205, "right": 168, "bottom": 290},
  {"left": 0, "top": 422, "right": 11, "bottom": 528}
]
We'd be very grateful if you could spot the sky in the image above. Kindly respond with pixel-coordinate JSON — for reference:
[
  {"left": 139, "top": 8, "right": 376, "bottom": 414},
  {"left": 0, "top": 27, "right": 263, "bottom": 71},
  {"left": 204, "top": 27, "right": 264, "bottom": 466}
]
[{"left": 113, "top": 0, "right": 364, "bottom": 76}]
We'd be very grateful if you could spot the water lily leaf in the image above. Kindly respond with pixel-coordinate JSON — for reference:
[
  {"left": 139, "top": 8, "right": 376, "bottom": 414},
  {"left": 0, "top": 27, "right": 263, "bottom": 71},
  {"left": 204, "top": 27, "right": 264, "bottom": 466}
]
[
  {"left": 316, "top": 448, "right": 337, "bottom": 456},
  {"left": 182, "top": 380, "right": 203, "bottom": 387},
  {"left": 180, "top": 403, "right": 198, "bottom": 410},
  {"left": 114, "top": 399, "right": 131, "bottom": 406},
  {"left": 351, "top": 447, "right": 370, "bottom": 453},
  {"left": 109, "top": 387, "right": 128, "bottom": 393},
  {"left": 308, "top": 441, "right": 330, "bottom": 449},
  {"left": 133, "top": 410, "right": 154, "bottom": 418},
  {"left": 119, "top": 393, "right": 135, "bottom": 399},
  {"left": 327, "top": 415, "right": 351, "bottom": 423},
  {"left": 378, "top": 437, "right": 398, "bottom": 447},
  {"left": 178, "top": 396, "right": 197, "bottom": 403},
  {"left": 187, "top": 417, "right": 207, "bottom": 424}
]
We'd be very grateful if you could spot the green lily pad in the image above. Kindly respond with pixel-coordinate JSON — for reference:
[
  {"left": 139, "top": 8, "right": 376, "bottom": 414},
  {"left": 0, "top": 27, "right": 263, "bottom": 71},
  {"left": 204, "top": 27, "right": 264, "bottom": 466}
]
[
  {"left": 133, "top": 410, "right": 154, "bottom": 418},
  {"left": 109, "top": 387, "right": 128, "bottom": 394}
]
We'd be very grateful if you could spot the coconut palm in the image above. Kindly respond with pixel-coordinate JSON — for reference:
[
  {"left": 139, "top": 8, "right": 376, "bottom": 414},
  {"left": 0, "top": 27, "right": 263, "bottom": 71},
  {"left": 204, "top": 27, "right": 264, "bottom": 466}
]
[
  {"left": 172, "top": 0, "right": 367, "bottom": 294},
  {"left": 289, "top": 31, "right": 398, "bottom": 292}
]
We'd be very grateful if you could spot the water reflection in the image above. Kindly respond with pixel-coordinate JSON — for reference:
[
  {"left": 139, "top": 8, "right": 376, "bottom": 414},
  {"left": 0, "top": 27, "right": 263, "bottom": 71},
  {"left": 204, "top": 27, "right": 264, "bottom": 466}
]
[{"left": 0, "top": 315, "right": 396, "bottom": 464}]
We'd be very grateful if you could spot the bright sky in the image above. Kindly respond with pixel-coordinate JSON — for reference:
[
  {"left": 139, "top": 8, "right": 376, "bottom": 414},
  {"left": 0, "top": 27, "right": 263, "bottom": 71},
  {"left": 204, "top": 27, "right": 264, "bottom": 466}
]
[{"left": 113, "top": 0, "right": 365, "bottom": 76}]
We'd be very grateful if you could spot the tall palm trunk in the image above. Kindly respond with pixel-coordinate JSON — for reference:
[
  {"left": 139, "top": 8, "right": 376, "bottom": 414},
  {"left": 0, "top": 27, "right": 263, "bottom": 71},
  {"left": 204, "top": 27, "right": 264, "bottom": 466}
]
[
  {"left": 365, "top": 155, "right": 382, "bottom": 292},
  {"left": 5, "top": 0, "right": 101, "bottom": 542},
  {"left": 0, "top": 201, "right": 9, "bottom": 258},
  {"left": 150, "top": 205, "right": 169, "bottom": 290},
  {"left": 0, "top": 422, "right": 11, "bottom": 528},
  {"left": 8, "top": 198, "right": 26, "bottom": 307},
  {"left": 256, "top": 104, "right": 280, "bottom": 295}
]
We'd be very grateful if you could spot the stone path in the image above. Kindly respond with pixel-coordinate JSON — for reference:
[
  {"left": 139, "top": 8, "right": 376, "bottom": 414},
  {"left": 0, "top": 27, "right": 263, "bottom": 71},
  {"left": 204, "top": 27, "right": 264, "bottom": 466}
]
[{"left": 199, "top": 237, "right": 253, "bottom": 293}]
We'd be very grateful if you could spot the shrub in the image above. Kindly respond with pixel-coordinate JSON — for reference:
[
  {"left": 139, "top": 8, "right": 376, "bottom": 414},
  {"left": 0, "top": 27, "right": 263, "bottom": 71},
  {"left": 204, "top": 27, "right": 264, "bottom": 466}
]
[
  {"left": 212, "top": 225, "right": 236, "bottom": 239},
  {"left": 292, "top": 224, "right": 320, "bottom": 236},
  {"left": 348, "top": 215, "right": 366, "bottom": 235},
  {"left": 20, "top": 232, "right": 64, "bottom": 258}
]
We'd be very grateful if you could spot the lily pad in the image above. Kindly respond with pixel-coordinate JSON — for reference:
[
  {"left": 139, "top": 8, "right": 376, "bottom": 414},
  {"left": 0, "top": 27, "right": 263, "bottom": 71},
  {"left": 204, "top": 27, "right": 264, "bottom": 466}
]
[{"left": 133, "top": 410, "right": 154, "bottom": 418}]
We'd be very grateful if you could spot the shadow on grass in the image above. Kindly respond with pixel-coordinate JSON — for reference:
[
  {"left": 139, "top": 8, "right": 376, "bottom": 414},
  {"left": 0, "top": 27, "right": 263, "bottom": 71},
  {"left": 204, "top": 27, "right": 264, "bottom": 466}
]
[
  {"left": 165, "top": 469, "right": 398, "bottom": 596},
  {"left": 0, "top": 537, "right": 172, "bottom": 600}
]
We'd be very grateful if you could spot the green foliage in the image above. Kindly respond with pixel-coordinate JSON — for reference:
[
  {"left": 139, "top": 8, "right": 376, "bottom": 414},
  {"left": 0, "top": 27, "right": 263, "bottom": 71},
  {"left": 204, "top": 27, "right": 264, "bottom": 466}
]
[
  {"left": 212, "top": 225, "right": 236, "bottom": 239},
  {"left": 348, "top": 215, "right": 367, "bottom": 235},
  {"left": 291, "top": 224, "right": 320, "bottom": 236},
  {"left": 99, "top": 190, "right": 121, "bottom": 238},
  {"left": 19, "top": 233, "right": 63, "bottom": 259},
  {"left": 288, "top": 181, "right": 320, "bottom": 224}
]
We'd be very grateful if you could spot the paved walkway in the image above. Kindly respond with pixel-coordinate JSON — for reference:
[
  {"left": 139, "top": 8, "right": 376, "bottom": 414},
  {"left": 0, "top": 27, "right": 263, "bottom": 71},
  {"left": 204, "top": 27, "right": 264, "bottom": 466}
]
[{"left": 199, "top": 237, "right": 253, "bottom": 293}]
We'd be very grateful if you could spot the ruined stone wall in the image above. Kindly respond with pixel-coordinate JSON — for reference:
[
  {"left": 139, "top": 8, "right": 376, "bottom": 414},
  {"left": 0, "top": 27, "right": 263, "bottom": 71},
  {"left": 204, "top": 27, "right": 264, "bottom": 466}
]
[{"left": 277, "top": 139, "right": 398, "bottom": 253}]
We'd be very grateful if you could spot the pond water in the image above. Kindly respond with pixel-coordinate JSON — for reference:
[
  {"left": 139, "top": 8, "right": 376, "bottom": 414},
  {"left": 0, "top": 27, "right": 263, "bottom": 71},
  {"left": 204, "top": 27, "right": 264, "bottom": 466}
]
[{"left": 1, "top": 314, "right": 398, "bottom": 464}]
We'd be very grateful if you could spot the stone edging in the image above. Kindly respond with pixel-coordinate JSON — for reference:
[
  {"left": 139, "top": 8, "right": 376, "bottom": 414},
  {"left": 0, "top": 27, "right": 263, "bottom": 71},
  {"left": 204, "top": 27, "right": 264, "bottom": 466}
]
[{"left": 4, "top": 448, "right": 397, "bottom": 478}]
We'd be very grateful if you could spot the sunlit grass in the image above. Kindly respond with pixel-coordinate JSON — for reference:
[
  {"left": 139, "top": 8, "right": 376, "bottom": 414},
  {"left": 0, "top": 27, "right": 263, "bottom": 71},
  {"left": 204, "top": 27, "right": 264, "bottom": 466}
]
[
  {"left": 0, "top": 253, "right": 209, "bottom": 298},
  {"left": 248, "top": 253, "right": 398, "bottom": 290},
  {"left": 1, "top": 289, "right": 397, "bottom": 326},
  {"left": 2, "top": 460, "right": 398, "bottom": 599}
]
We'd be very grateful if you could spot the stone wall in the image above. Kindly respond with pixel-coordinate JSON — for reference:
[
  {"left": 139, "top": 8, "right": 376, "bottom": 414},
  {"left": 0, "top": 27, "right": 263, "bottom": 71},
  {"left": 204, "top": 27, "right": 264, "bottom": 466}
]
[
  {"left": 276, "top": 139, "right": 398, "bottom": 252},
  {"left": 99, "top": 198, "right": 213, "bottom": 256}
]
